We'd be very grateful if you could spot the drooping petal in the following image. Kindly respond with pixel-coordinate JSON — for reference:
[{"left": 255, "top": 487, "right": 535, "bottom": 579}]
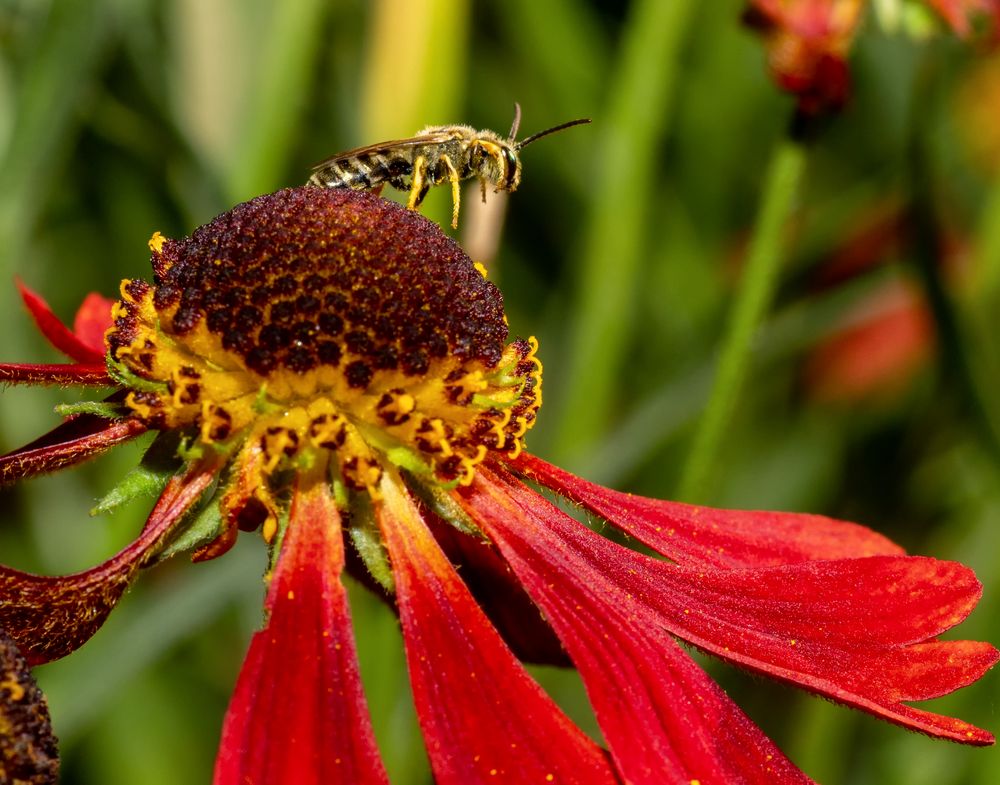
[
  {"left": 0, "top": 416, "right": 147, "bottom": 486},
  {"left": 636, "top": 556, "right": 999, "bottom": 745},
  {"left": 475, "top": 465, "right": 997, "bottom": 746},
  {"left": 16, "top": 280, "right": 106, "bottom": 364},
  {"left": 377, "top": 473, "right": 616, "bottom": 785},
  {"left": 510, "top": 452, "right": 902, "bottom": 568},
  {"left": 0, "top": 362, "right": 112, "bottom": 386},
  {"left": 0, "top": 628, "right": 59, "bottom": 783},
  {"left": 213, "top": 475, "right": 388, "bottom": 785},
  {"left": 0, "top": 463, "right": 217, "bottom": 665},
  {"left": 459, "top": 466, "right": 815, "bottom": 785},
  {"left": 71, "top": 292, "right": 115, "bottom": 357}
]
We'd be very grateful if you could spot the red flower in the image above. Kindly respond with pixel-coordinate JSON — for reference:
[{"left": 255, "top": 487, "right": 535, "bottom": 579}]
[
  {"left": 744, "top": 0, "right": 1000, "bottom": 115},
  {"left": 0, "top": 188, "right": 995, "bottom": 783}
]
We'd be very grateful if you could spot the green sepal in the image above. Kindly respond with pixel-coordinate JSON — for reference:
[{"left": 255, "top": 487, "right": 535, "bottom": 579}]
[
  {"left": 384, "top": 445, "right": 433, "bottom": 476},
  {"left": 155, "top": 496, "right": 224, "bottom": 562},
  {"left": 266, "top": 502, "right": 293, "bottom": 575},
  {"left": 55, "top": 401, "right": 129, "bottom": 419},
  {"left": 406, "top": 475, "right": 482, "bottom": 538},
  {"left": 90, "top": 432, "right": 182, "bottom": 516},
  {"left": 105, "top": 353, "right": 168, "bottom": 393},
  {"left": 348, "top": 493, "right": 395, "bottom": 593}
]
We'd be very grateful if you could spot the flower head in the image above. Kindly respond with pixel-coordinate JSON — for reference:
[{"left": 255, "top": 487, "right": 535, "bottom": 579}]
[
  {"left": 0, "top": 187, "right": 995, "bottom": 783},
  {"left": 744, "top": 0, "right": 1000, "bottom": 115}
]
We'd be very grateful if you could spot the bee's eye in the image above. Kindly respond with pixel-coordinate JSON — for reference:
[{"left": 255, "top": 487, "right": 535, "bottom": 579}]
[{"left": 502, "top": 148, "right": 518, "bottom": 188}]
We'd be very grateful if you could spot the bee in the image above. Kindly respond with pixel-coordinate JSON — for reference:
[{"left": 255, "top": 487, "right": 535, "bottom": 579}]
[{"left": 308, "top": 104, "right": 590, "bottom": 228}]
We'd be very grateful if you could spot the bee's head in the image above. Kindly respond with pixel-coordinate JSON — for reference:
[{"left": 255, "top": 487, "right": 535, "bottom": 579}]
[{"left": 471, "top": 138, "right": 522, "bottom": 192}]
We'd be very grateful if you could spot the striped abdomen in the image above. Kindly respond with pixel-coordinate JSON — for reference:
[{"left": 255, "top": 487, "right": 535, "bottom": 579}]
[{"left": 309, "top": 152, "right": 412, "bottom": 190}]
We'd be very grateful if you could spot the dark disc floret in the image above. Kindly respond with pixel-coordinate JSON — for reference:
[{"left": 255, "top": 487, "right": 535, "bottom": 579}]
[{"left": 138, "top": 188, "right": 509, "bottom": 379}]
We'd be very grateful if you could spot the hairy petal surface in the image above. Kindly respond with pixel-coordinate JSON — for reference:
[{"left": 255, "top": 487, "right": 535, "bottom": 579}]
[
  {"left": 16, "top": 281, "right": 106, "bottom": 365},
  {"left": 214, "top": 476, "right": 388, "bottom": 785},
  {"left": 643, "top": 557, "right": 998, "bottom": 745},
  {"left": 377, "top": 474, "right": 616, "bottom": 785},
  {"left": 459, "top": 466, "right": 814, "bottom": 785},
  {"left": 0, "top": 464, "right": 216, "bottom": 664},
  {"left": 511, "top": 452, "right": 902, "bottom": 568},
  {"left": 0, "top": 416, "right": 147, "bottom": 486},
  {"left": 0, "top": 362, "right": 112, "bottom": 386},
  {"left": 490, "top": 462, "right": 997, "bottom": 746}
]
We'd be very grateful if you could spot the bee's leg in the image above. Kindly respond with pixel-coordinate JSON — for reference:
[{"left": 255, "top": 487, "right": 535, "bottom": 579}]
[
  {"left": 479, "top": 178, "right": 488, "bottom": 204},
  {"left": 438, "top": 154, "right": 461, "bottom": 229},
  {"left": 407, "top": 156, "right": 427, "bottom": 210},
  {"left": 371, "top": 183, "right": 385, "bottom": 197}
]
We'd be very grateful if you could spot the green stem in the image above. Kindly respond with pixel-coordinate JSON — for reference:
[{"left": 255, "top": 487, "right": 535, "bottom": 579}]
[
  {"left": 676, "top": 126, "right": 807, "bottom": 503},
  {"left": 547, "top": 0, "right": 697, "bottom": 465}
]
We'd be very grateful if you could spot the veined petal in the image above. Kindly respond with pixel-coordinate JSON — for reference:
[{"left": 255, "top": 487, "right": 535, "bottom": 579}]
[
  {"left": 459, "top": 466, "right": 814, "bottom": 785},
  {"left": 16, "top": 280, "right": 106, "bottom": 365},
  {"left": 0, "top": 416, "right": 147, "bottom": 486},
  {"left": 511, "top": 452, "right": 902, "bottom": 567},
  {"left": 0, "top": 362, "right": 112, "bottom": 386},
  {"left": 72, "top": 292, "right": 115, "bottom": 357},
  {"left": 213, "top": 475, "right": 388, "bottom": 785},
  {"left": 377, "top": 473, "right": 616, "bottom": 785},
  {"left": 476, "top": 465, "right": 997, "bottom": 746},
  {"left": 637, "top": 557, "right": 999, "bottom": 745},
  {"left": 0, "top": 464, "right": 216, "bottom": 665}
]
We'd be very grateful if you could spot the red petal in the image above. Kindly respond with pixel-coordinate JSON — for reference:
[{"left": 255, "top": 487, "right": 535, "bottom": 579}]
[
  {"left": 377, "top": 474, "right": 616, "bottom": 785},
  {"left": 511, "top": 452, "right": 903, "bottom": 567},
  {"left": 213, "top": 477, "right": 388, "bottom": 785},
  {"left": 0, "top": 362, "right": 112, "bottom": 386},
  {"left": 72, "top": 292, "right": 115, "bottom": 357},
  {"left": 637, "top": 556, "right": 999, "bottom": 745},
  {"left": 0, "top": 464, "right": 216, "bottom": 665},
  {"left": 425, "top": 512, "right": 569, "bottom": 666},
  {"left": 16, "top": 279, "right": 105, "bottom": 364},
  {"left": 0, "top": 416, "right": 147, "bottom": 485},
  {"left": 475, "top": 466, "right": 997, "bottom": 746},
  {"left": 459, "top": 466, "right": 814, "bottom": 784}
]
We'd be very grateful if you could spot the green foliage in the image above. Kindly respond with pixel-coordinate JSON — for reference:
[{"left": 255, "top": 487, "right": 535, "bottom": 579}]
[{"left": 3, "top": 1, "right": 1000, "bottom": 782}]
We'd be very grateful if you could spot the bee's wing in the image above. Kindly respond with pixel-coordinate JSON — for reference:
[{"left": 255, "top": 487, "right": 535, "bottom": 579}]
[{"left": 310, "top": 132, "right": 460, "bottom": 171}]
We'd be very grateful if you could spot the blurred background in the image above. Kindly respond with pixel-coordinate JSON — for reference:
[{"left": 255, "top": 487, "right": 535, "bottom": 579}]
[{"left": 2, "top": 0, "right": 1000, "bottom": 782}]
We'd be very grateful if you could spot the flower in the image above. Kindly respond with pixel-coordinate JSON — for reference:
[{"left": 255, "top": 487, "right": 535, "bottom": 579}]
[
  {"left": 744, "top": 0, "right": 1000, "bottom": 115},
  {"left": 1, "top": 628, "right": 58, "bottom": 784},
  {"left": 0, "top": 187, "right": 996, "bottom": 784}
]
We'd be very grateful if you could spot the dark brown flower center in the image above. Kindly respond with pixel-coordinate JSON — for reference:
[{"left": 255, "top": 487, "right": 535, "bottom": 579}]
[{"left": 106, "top": 187, "right": 541, "bottom": 512}]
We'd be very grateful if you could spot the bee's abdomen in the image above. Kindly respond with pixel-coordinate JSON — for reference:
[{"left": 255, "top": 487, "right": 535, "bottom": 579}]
[{"left": 309, "top": 153, "right": 413, "bottom": 190}]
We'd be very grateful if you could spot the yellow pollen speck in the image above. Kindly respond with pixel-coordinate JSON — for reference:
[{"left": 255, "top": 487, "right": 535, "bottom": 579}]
[
  {"left": 490, "top": 769, "right": 498, "bottom": 776},
  {"left": 262, "top": 515, "right": 278, "bottom": 543},
  {"left": 148, "top": 231, "right": 166, "bottom": 253},
  {"left": 789, "top": 639, "right": 797, "bottom": 646},
  {"left": 546, "top": 776, "right": 554, "bottom": 783},
  {"left": 0, "top": 677, "right": 25, "bottom": 701},
  {"left": 474, "top": 261, "right": 489, "bottom": 278},
  {"left": 691, "top": 780, "right": 701, "bottom": 785}
]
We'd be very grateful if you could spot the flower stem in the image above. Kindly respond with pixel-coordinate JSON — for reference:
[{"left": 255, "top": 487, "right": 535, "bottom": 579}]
[{"left": 676, "top": 123, "right": 807, "bottom": 503}]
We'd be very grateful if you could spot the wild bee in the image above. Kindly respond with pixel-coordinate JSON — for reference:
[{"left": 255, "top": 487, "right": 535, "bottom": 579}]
[{"left": 308, "top": 104, "right": 590, "bottom": 228}]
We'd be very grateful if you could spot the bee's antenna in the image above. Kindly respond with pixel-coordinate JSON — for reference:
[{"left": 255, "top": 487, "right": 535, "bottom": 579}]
[
  {"left": 515, "top": 117, "right": 591, "bottom": 150},
  {"left": 508, "top": 102, "right": 522, "bottom": 142}
]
